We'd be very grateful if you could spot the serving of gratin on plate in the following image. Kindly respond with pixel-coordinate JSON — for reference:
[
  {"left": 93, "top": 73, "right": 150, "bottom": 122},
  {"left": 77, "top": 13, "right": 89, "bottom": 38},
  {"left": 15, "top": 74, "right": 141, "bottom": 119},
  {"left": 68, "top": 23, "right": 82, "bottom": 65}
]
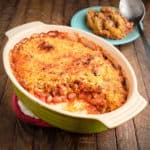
[
  {"left": 71, "top": 6, "right": 141, "bottom": 45},
  {"left": 86, "top": 7, "right": 134, "bottom": 40},
  {"left": 3, "top": 22, "right": 147, "bottom": 133}
]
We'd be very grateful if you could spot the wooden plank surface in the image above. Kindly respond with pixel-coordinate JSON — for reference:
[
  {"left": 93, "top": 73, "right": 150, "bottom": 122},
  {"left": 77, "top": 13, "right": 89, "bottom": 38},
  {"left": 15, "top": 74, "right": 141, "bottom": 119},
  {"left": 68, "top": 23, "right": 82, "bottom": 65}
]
[
  {"left": 0, "top": 0, "right": 150, "bottom": 150},
  {"left": 110, "top": 1, "right": 141, "bottom": 149},
  {"left": 0, "top": 0, "right": 19, "bottom": 149}
]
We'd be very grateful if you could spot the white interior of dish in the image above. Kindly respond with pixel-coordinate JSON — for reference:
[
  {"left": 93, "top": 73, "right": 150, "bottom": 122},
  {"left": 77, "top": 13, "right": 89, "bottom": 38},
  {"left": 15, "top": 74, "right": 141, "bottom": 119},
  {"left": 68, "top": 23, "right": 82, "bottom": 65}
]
[{"left": 3, "top": 21, "right": 147, "bottom": 128}]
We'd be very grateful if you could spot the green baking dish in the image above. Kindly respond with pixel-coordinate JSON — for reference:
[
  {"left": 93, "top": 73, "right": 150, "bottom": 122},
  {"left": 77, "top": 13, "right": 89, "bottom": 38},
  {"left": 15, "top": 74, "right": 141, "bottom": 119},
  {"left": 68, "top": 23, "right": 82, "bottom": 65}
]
[{"left": 3, "top": 21, "right": 148, "bottom": 133}]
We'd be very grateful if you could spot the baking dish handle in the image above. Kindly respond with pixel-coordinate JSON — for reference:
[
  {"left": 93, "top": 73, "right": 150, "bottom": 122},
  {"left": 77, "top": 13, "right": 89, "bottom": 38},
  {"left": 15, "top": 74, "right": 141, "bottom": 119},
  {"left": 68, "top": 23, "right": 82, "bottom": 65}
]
[
  {"left": 5, "top": 21, "right": 45, "bottom": 38},
  {"left": 97, "top": 93, "right": 148, "bottom": 128}
]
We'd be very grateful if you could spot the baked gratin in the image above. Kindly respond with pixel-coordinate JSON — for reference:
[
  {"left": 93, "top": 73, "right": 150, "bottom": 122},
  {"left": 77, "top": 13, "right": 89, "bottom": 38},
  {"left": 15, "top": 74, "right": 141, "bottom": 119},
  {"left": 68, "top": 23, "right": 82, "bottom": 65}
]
[
  {"left": 86, "top": 7, "right": 134, "bottom": 39},
  {"left": 10, "top": 31, "right": 128, "bottom": 114}
]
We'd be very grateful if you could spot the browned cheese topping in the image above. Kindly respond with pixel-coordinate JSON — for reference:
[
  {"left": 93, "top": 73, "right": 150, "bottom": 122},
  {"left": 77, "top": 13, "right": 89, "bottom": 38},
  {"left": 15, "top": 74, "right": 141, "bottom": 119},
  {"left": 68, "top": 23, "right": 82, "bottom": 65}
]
[{"left": 10, "top": 31, "right": 128, "bottom": 114}]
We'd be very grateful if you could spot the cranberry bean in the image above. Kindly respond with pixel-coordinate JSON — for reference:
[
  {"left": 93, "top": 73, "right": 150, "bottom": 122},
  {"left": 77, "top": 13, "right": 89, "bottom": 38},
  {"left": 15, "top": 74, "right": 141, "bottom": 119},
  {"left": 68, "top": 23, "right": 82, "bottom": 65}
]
[
  {"left": 67, "top": 93, "right": 76, "bottom": 100},
  {"left": 52, "top": 96, "right": 62, "bottom": 103},
  {"left": 78, "top": 92, "right": 87, "bottom": 99},
  {"left": 46, "top": 95, "right": 53, "bottom": 103}
]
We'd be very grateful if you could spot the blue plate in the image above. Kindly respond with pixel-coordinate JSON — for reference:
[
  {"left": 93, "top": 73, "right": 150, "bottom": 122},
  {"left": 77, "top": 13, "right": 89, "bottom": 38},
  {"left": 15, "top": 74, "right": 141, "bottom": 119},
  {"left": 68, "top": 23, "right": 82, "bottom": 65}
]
[{"left": 70, "top": 6, "right": 141, "bottom": 45}]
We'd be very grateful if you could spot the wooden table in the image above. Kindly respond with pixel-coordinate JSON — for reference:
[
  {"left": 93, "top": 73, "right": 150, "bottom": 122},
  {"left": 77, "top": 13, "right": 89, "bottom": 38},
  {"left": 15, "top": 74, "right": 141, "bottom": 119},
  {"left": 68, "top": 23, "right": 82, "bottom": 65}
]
[{"left": 0, "top": 0, "right": 150, "bottom": 149}]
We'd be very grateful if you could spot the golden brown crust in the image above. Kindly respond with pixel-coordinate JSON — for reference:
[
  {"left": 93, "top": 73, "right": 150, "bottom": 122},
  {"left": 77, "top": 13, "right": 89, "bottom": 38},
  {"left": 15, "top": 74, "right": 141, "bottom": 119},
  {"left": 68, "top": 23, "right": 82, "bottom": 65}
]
[
  {"left": 86, "top": 7, "right": 134, "bottom": 39},
  {"left": 10, "top": 31, "right": 128, "bottom": 114}
]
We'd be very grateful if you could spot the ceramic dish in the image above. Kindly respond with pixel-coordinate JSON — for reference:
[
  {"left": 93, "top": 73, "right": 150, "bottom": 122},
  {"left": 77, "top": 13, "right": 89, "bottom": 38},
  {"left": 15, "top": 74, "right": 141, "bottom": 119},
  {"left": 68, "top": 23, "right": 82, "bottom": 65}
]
[
  {"left": 3, "top": 21, "right": 147, "bottom": 133},
  {"left": 70, "top": 6, "right": 142, "bottom": 45}
]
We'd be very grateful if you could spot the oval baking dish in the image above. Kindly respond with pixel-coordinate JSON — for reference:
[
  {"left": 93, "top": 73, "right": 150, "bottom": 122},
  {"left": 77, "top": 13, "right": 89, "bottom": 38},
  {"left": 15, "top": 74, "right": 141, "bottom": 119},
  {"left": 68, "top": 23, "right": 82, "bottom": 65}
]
[{"left": 3, "top": 21, "right": 148, "bottom": 133}]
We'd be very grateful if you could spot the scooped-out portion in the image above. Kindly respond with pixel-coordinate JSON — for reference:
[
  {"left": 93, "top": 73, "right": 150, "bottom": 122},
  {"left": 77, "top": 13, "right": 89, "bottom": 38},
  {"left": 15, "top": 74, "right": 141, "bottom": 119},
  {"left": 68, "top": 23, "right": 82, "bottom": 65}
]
[
  {"left": 10, "top": 31, "right": 128, "bottom": 114},
  {"left": 86, "top": 7, "right": 134, "bottom": 39}
]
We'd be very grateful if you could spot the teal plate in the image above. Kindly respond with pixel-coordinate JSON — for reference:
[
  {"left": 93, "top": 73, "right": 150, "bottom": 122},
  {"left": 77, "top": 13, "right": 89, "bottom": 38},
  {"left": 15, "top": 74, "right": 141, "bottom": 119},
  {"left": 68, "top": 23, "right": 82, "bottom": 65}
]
[{"left": 70, "top": 6, "right": 141, "bottom": 45}]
